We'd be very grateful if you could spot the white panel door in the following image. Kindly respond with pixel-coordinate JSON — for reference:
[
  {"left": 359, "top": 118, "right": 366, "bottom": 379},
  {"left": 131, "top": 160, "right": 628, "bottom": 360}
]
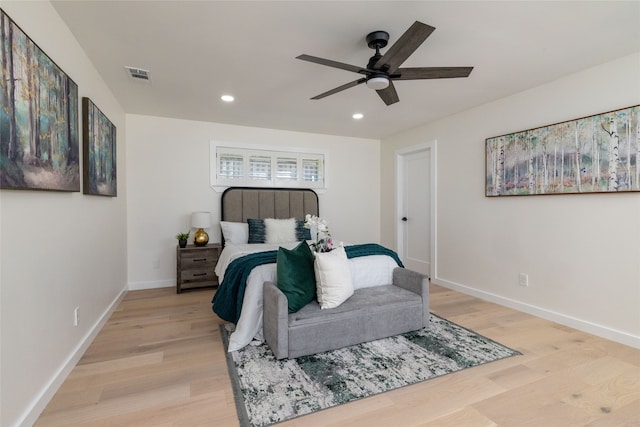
[{"left": 401, "top": 150, "right": 430, "bottom": 275}]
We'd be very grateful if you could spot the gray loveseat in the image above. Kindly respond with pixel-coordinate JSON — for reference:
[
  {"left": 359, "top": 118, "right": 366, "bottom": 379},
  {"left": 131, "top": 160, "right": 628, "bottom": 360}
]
[{"left": 263, "top": 267, "right": 429, "bottom": 359}]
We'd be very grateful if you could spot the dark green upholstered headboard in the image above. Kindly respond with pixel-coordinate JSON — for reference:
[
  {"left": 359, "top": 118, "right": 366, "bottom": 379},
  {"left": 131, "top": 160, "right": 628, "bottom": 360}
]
[{"left": 221, "top": 187, "right": 319, "bottom": 222}]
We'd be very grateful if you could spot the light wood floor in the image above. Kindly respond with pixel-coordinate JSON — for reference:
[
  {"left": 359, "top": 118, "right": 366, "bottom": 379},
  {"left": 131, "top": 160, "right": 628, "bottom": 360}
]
[{"left": 35, "top": 284, "right": 640, "bottom": 426}]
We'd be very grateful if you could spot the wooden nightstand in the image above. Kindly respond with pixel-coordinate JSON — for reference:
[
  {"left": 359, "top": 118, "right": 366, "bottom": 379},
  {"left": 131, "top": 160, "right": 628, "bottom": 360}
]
[{"left": 176, "top": 243, "right": 221, "bottom": 293}]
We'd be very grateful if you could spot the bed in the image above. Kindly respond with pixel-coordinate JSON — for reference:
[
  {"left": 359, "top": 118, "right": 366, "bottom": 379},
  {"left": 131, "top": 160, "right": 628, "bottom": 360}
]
[{"left": 212, "top": 187, "right": 403, "bottom": 352}]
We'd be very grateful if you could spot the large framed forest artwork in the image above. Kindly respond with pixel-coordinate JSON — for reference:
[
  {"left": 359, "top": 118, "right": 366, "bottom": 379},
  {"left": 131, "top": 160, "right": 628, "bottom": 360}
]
[
  {"left": 82, "top": 97, "right": 116, "bottom": 197},
  {"left": 0, "top": 9, "right": 80, "bottom": 192},
  {"left": 486, "top": 105, "right": 640, "bottom": 196}
]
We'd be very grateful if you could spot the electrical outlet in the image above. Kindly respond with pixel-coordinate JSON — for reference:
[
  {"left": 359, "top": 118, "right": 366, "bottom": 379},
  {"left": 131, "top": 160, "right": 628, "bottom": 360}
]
[
  {"left": 519, "top": 273, "right": 529, "bottom": 287},
  {"left": 74, "top": 306, "right": 80, "bottom": 326}
]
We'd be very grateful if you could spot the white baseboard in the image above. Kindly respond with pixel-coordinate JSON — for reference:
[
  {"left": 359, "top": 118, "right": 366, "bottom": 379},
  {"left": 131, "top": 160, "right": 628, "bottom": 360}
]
[
  {"left": 18, "top": 284, "right": 128, "bottom": 427},
  {"left": 432, "top": 277, "right": 640, "bottom": 349},
  {"left": 128, "top": 279, "right": 174, "bottom": 291}
]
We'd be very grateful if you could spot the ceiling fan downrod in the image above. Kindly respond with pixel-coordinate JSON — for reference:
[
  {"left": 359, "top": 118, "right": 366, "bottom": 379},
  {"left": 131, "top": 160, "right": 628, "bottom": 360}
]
[{"left": 365, "top": 30, "right": 389, "bottom": 70}]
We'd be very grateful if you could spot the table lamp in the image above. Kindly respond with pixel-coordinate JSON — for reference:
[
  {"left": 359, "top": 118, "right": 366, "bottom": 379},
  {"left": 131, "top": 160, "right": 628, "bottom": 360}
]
[{"left": 191, "top": 211, "right": 211, "bottom": 247}]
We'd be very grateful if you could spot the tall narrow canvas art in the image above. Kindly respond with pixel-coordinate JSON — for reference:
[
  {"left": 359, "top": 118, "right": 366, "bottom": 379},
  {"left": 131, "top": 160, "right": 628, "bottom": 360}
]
[
  {"left": 486, "top": 105, "right": 640, "bottom": 196},
  {"left": 0, "top": 9, "right": 80, "bottom": 191},
  {"left": 82, "top": 97, "right": 116, "bottom": 197}
]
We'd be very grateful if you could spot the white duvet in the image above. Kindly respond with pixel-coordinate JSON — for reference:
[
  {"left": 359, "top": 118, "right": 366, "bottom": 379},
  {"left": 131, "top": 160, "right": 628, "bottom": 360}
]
[{"left": 215, "top": 242, "right": 399, "bottom": 352}]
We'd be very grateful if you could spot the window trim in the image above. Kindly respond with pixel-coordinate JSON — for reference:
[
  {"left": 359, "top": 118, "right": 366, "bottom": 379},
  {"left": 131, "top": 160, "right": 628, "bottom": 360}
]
[{"left": 210, "top": 141, "right": 328, "bottom": 192}]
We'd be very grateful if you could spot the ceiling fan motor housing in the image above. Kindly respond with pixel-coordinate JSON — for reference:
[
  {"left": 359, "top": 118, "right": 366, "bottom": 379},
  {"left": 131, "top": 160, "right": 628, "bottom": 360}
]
[{"left": 366, "top": 30, "right": 389, "bottom": 49}]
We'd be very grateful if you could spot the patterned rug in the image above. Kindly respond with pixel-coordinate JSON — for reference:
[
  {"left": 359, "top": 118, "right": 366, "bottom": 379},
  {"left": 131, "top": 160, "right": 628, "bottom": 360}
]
[{"left": 221, "top": 314, "right": 520, "bottom": 427}]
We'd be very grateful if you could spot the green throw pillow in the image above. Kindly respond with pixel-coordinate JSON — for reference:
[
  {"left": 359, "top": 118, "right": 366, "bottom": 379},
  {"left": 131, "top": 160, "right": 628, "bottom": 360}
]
[{"left": 277, "top": 241, "right": 316, "bottom": 313}]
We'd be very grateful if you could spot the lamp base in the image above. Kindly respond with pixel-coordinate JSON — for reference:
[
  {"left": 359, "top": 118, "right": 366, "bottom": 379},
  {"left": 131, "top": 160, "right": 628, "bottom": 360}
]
[{"left": 193, "top": 228, "right": 209, "bottom": 247}]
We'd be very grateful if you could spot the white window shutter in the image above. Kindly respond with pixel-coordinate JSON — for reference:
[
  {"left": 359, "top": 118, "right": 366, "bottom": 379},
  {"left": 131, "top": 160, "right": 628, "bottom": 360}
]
[{"left": 211, "top": 143, "right": 325, "bottom": 190}]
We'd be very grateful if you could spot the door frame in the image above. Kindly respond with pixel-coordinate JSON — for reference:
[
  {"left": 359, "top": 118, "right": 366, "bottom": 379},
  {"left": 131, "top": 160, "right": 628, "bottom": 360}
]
[{"left": 395, "top": 140, "right": 437, "bottom": 280}]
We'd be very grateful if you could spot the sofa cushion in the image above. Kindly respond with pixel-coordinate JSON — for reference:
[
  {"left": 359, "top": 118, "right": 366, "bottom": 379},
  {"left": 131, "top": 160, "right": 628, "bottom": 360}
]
[
  {"left": 277, "top": 241, "right": 316, "bottom": 313},
  {"left": 285, "top": 284, "right": 425, "bottom": 358},
  {"left": 289, "top": 285, "right": 422, "bottom": 327}
]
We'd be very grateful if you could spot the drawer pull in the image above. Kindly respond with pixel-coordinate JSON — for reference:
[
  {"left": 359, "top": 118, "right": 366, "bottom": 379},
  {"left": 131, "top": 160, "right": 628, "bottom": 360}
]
[
  {"left": 193, "top": 258, "right": 207, "bottom": 262},
  {"left": 193, "top": 272, "right": 207, "bottom": 277}
]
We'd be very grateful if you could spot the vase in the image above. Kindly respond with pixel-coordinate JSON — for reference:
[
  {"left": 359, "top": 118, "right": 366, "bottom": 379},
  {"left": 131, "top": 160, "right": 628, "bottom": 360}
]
[{"left": 178, "top": 239, "right": 187, "bottom": 248}]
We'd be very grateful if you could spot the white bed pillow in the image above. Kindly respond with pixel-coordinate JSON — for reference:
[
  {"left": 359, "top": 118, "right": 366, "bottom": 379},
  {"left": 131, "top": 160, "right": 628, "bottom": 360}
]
[
  {"left": 314, "top": 246, "right": 354, "bottom": 309},
  {"left": 264, "top": 218, "right": 296, "bottom": 244},
  {"left": 220, "top": 221, "right": 249, "bottom": 245}
]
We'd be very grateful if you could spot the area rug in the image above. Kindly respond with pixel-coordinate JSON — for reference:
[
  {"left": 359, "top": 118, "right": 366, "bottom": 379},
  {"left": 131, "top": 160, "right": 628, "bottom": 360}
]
[{"left": 221, "top": 313, "right": 520, "bottom": 427}]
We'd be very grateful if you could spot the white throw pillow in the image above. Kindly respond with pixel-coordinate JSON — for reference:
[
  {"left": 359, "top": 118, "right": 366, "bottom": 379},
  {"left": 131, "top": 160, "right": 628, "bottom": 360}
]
[
  {"left": 220, "top": 221, "right": 249, "bottom": 245},
  {"left": 314, "top": 246, "right": 354, "bottom": 309},
  {"left": 264, "top": 218, "right": 296, "bottom": 244}
]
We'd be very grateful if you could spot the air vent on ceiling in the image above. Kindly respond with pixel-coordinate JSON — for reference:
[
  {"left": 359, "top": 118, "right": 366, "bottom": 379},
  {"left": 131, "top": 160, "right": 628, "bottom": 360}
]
[{"left": 125, "top": 66, "right": 151, "bottom": 81}]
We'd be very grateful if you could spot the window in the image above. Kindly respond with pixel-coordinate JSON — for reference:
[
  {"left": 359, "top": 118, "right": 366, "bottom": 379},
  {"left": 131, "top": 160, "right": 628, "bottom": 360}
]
[
  {"left": 276, "top": 157, "right": 297, "bottom": 181},
  {"left": 249, "top": 155, "right": 271, "bottom": 180},
  {"left": 218, "top": 153, "right": 243, "bottom": 180},
  {"left": 211, "top": 143, "right": 326, "bottom": 190},
  {"left": 302, "top": 157, "right": 323, "bottom": 183}
]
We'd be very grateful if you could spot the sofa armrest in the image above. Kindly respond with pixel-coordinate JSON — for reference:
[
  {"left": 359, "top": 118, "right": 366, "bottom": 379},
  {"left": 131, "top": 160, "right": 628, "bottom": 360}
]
[
  {"left": 393, "top": 267, "right": 430, "bottom": 327},
  {"left": 263, "top": 281, "right": 289, "bottom": 359}
]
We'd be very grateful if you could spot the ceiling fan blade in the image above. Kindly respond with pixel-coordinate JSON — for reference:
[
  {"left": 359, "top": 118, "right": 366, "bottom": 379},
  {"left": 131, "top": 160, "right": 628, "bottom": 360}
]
[
  {"left": 394, "top": 66, "right": 474, "bottom": 80},
  {"left": 297, "top": 54, "right": 370, "bottom": 75},
  {"left": 376, "top": 81, "right": 400, "bottom": 105},
  {"left": 310, "top": 78, "right": 367, "bottom": 100},
  {"left": 373, "top": 21, "right": 435, "bottom": 73}
]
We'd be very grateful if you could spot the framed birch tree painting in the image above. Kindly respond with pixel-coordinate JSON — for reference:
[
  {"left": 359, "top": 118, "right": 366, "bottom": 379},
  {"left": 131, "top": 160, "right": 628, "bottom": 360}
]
[
  {"left": 82, "top": 97, "right": 116, "bottom": 197},
  {"left": 0, "top": 9, "right": 80, "bottom": 192},
  {"left": 486, "top": 105, "right": 640, "bottom": 196}
]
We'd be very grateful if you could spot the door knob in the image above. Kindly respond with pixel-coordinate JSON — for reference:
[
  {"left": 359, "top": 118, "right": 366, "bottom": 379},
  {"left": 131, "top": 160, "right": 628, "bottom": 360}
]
[{"left": 402, "top": 217, "right": 408, "bottom": 221}]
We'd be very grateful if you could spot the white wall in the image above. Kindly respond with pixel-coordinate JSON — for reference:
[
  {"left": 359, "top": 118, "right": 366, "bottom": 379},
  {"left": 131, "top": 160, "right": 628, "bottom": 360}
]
[
  {"left": 126, "top": 114, "right": 380, "bottom": 289},
  {"left": 381, "top": 53, "right": 640, "bottom": 347},
  {"left": 0, "top": 2, "right": 128, "bottom": 426}
]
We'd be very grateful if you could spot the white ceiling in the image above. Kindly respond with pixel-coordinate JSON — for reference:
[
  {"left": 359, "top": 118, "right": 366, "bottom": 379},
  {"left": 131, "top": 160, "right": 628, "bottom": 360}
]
[{"left": 51, "top": 1, "right": 640, "bottom": 140}]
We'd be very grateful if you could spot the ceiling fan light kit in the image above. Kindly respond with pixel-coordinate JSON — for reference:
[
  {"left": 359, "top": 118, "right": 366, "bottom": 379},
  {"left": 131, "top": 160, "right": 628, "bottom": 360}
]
[
  {"left": 297, "top": 21, "right": 473, "bottom": 105},
  {"left": 366, "top": 75, "right": 390, "bottom": 90}
]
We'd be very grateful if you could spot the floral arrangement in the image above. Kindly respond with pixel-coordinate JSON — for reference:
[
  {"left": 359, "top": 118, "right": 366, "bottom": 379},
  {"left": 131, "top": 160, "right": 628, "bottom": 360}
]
[{"left": 304, "top": 214, "right": 334, "bottom": 253}]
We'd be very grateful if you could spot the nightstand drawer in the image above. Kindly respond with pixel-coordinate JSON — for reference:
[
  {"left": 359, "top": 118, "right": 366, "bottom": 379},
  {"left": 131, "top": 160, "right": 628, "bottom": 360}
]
[
  {"left": 176, "top": 244, "right": 221, "bottom": 293},
  {"left": 180, "top": 253, "right": 215, "bottom": 270},
  {"left": 180, "top": 268, "right": 215, "bottom": 282}
]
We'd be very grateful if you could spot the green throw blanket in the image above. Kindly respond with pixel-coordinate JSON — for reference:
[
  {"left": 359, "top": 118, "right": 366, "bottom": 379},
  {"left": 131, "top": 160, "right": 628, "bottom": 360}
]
[{"left": 211, "top": 243, "right": 404, "bottom": 324}]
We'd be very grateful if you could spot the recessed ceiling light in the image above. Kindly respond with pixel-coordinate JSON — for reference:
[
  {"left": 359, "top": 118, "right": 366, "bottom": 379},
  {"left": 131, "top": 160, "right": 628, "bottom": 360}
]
[
  {"left": 352, "top": 113, "right": 364, "bottom": 120},
  {"left": 221, "top": 95, "right": 234, "bottom": 102}
]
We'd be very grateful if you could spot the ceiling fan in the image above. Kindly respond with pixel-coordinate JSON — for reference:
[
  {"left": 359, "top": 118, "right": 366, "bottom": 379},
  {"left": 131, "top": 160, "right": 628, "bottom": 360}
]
[{"left": 296, "top": 21, "right": 473, "bottom": 106}]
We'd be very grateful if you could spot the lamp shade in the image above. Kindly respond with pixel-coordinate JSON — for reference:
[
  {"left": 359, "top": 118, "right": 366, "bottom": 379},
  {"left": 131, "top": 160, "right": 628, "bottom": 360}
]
[{"left": 191, "top": 212, "right": 211, "bottom": 229}]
